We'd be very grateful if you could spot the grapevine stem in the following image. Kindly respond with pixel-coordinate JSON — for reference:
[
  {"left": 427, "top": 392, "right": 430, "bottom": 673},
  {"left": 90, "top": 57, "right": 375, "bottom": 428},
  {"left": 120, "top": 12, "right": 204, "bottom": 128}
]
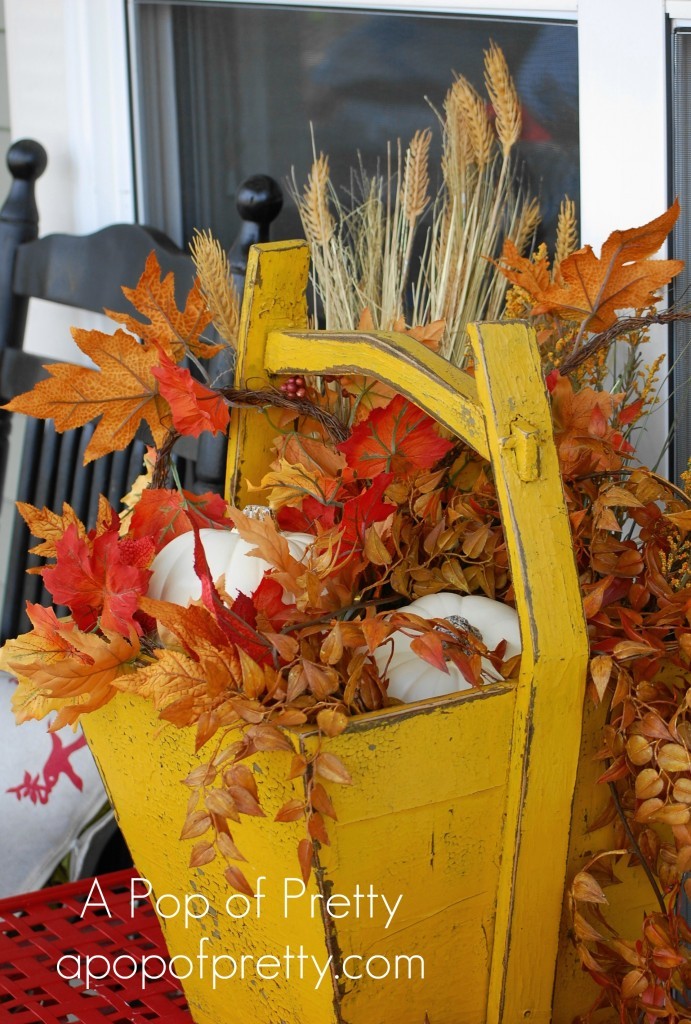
[{"left": 608, "top": 781, "right": 667, "bottom": 914}]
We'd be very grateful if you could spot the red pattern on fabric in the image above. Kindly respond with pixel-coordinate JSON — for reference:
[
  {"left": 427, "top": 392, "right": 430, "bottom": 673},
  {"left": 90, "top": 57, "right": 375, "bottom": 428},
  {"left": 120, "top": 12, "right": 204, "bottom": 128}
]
[{"left": 6, "top": 731, "right": 87, "bottom": 804}]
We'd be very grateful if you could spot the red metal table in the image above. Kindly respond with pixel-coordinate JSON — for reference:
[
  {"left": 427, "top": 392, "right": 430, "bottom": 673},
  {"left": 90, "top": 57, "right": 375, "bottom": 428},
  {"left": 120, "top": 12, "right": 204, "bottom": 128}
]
[{"left": 0, "top": 868, "right": 193, "bottom": 1023}]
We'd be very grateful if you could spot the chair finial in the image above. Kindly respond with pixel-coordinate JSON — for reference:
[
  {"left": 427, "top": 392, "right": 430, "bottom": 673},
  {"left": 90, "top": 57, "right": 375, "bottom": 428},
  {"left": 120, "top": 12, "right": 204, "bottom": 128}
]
[
  {"left": 229, "top": 175, "right": 283, "bottom": 281},
  {"left": 235, "top": 174, "right": 283, "bottom": 229},
  {"left": 7, "top": 139, "right": 47, "bottom": 183}
]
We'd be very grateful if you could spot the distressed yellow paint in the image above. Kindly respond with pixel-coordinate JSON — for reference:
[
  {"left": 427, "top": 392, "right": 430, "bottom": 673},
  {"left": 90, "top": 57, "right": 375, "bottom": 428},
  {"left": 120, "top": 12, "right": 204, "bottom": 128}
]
[
  {"left": 502, "top": 417, "right": 541, "bottom": 482},
  {"left": 225, "top": 239, "right": 310, "bottom": 506},
  {"left": 468, "top": 322, "right": 589, "bottom": 1024},
  {"left": 85, "top": 684, "right": 515, "bottom": 1024},
  {"left": 85, "top": 693, "right": 338, "bottom": 1024},
  {"left": 84, "top": 240, "right": 649, "bottom": 1022}
]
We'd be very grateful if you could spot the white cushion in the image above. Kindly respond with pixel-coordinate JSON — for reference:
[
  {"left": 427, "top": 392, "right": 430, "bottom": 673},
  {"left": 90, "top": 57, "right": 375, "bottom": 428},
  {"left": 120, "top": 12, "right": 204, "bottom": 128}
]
[{"left": 0, "top": 672, "right": 108, "bottom": 895}]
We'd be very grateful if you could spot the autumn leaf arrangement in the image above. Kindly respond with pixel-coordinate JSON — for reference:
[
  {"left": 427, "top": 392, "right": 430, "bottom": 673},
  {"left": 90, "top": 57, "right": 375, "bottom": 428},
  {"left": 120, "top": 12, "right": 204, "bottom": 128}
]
[{"left": 1, "top": 128, "right": 691, "bottom": 1022}]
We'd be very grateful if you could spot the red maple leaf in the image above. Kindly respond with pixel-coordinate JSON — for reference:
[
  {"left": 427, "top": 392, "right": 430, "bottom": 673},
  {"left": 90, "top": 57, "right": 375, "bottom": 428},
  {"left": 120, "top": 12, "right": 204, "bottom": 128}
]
[
  {"left": 128, "top": 488, "right": 230, "bottom": 550},
  {"left": 230, "top": 592, "right": 259, "bottom": 629},
  {"left": 340, "top": 474, "right": 396, "bottom": 547},
  {"left": 276, "top": 496, "right": 338, "bottom": 533},
  {"left": 337, "top": 394, "right": 453, "bottom": 479},
  {"left": 152, "top": 352, "right": 230, "bottom": 438},
  {"left": 25, "top": 602, "right": 79, "bottom": 643},
  {"left": 252, "top": 577, "right": 293, "bottom": 628},
  {"left": 43, "top": 519, "right": 152, "bottom": 635}
]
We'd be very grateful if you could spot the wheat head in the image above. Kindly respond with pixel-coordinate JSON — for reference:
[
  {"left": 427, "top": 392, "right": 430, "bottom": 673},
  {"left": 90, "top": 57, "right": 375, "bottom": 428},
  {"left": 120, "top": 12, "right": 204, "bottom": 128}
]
[
  {"left": 190, "top": 229, "right": 240, "bottom": 348},
  {"left": 484, "top": 41, "right": 521, "bottom": 158}
]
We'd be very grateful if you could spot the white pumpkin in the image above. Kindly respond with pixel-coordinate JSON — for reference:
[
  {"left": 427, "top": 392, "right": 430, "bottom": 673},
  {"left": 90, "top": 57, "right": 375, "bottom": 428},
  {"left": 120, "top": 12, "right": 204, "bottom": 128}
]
[
  {"left": 147, "top": 527, "right": 314, "bottom": 606},
  {"left": 373, "top": 592, "right": 521, "bottom": 703}
]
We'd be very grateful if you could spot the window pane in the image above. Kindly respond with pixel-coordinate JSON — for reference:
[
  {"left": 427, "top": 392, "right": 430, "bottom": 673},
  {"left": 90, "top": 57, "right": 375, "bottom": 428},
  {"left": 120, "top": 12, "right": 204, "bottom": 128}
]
[
  {"left": 133, "top": 3, "right": 578, "bottom": 255},
  {"left": 672, "top": 29, "right": 691, "bottom": 484}
]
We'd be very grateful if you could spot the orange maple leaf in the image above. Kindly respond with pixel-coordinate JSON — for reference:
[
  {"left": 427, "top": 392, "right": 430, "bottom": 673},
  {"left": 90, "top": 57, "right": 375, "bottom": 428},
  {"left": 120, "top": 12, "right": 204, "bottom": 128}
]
[
  {"left": 16, "top": 495, "right": 114, "bottom": 569},
  {"left": 0, "top": 604, "right": 84, "bottom": 674},
  {"left": 394, "top": 317, "right": 446, "bottom": 352},
  {"left": 107, "top": 251, "right": 218, "bottom": 361},
  {"left": 278, "top": 434, "right": 345, "bottom": 479},
  {"left": 115, "top": 645, "right": 244, "bottom": 726},
  {"left": 140, "top": 597, "right": 232, "bottom": 653},
  {"left": 16, "top": 501, "right": 88, "bottom": 566},
  {"left": 496, "top": 202, "right": 683, "bottom": 333},
  {"left": 140, "top": 591, "right": 272, "bottom": 666},
  {"left": 152, "top": 352, "right": 230, "bottom": 437},
  {"left": 5, "top": 328, "right": 172, "bottom": 462},
  {"left": 3, "top": 611, "right": 139, "bottom": 728},
  {"left": 492, "top": 239, "right": 551, "bottom": 299}
]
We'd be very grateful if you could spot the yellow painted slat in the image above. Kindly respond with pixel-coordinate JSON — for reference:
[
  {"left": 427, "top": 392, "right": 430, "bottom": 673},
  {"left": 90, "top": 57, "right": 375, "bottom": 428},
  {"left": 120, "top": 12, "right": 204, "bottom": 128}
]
[
  {"left": 225, "top": 240, "right": 310, "bottom": 506},
  {"left": 85, "top": 693, "right": 338, "bottom": 1024},
  {"left": 265, "top": 329, "right": 489, "bottom": 461},
  {"left": 468, "top": 322, "right": 589, "bottom": 1023},
  {"left": 305, "top": 686, "right": 514, "bottom": 1024}
]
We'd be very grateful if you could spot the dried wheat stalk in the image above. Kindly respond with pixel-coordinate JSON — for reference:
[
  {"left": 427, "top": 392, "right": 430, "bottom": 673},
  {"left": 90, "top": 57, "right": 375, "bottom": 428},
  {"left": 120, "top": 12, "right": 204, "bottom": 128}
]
[
  {"left": 512, "top": 197, "right": 541, "bottom": 257},
  {"left": 455, "top": 77, "right": 493, "bottom": 169},
  {"left": 418, "top": 43, "right": 534, "bottom": 362},
  {"left": 397, "top": 129, "right": 432, "bottom": 309},
  {"left": 554, "top": 196, "right": 579, "bottom": 271},
  {"left": 484, "top": 40, "right": 521, "bottom": 159},
  {"left": 441, "top": 79, "right": 473, "bottom": 199},
  {"left": 300, "top": 153, "right": 335, "bottom": 248},
  {"left": 190, "top": 230, "right": 240, "bottom": 348},
  {"left": 292, "top": 44, "right": 536, "bottom": 366},
  {"left": 402, "top": 128, "right": 432, "bottom": 225},
  {"left": 353, "top": 174, "right": 385, "bottom": 316},
  {"left": 291, "top": 151, "right": 358, "bottom": 329}
]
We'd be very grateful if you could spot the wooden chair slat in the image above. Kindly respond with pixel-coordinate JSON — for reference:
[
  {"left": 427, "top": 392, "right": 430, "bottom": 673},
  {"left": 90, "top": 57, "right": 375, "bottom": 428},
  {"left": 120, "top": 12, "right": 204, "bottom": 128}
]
[{"left": 13, "top": 224, "right": 196, "bottom": 312}]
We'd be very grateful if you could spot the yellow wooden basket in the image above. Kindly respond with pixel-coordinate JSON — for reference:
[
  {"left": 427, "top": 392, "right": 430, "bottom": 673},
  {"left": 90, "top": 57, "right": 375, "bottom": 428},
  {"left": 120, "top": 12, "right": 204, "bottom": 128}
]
[{"left": 84, "top": 241, "right": 652, "bottom": 1024}]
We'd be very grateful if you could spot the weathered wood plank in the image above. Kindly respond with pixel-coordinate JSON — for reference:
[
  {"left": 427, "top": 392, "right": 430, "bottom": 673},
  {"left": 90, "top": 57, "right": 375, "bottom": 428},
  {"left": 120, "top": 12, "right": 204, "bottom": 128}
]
[
  {"left": 85, "top": 683, "right": 516, "bottom": 1024},
  {"left": 469, "top": 321, "right": 589, "bottom": 1023},
  {"left": 225, "top": 240, "right": 311, "bottom": 505}
]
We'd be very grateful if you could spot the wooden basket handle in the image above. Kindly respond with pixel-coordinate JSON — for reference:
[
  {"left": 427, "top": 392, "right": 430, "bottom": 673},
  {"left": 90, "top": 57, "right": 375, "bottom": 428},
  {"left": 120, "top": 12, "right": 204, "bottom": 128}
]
[{"left": 226, "top": 239, "right": 589, "bottom": 1023}]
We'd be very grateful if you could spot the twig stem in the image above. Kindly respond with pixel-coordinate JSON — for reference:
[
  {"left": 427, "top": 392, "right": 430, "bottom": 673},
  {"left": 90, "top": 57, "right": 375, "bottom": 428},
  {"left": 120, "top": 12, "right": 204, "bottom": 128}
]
[
  {"left": 608, "top": 781, "right": 667, "bottom": 914},
  {"left": 560, "top": 308, "right": 691, "bottom": 376}
]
